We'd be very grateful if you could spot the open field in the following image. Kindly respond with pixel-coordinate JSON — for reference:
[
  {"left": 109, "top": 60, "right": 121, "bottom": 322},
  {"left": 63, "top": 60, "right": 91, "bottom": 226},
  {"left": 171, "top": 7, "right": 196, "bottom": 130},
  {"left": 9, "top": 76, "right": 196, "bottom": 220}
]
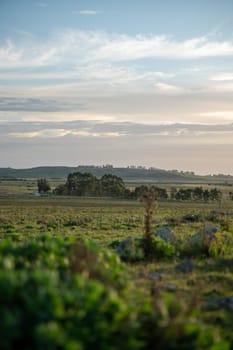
[{"left": 1, "top": 193, "right": 233, "bottom": 348}]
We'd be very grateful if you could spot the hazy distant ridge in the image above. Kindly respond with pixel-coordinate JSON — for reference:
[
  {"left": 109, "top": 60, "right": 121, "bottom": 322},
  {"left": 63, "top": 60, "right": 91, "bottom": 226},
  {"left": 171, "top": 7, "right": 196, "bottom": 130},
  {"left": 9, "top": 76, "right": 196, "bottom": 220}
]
[{"left": 1, "top": 166, "right": 233, "bottom": 183}]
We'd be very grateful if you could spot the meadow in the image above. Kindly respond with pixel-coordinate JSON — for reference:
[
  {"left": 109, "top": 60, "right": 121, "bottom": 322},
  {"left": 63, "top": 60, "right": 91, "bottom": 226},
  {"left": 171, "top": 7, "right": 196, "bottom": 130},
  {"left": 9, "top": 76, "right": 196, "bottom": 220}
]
[{"left": 0, "top": 180, "right": 233, "bottom": 349}]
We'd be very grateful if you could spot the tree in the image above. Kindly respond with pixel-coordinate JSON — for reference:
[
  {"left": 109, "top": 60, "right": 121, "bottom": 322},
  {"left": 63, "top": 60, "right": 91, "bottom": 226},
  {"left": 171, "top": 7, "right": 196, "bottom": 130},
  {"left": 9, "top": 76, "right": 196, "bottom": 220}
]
[
  {"left": 209, "top": 188, "right": 222, "bottom": 202},
  {"left": 53, "top": 184, "right": 68, "bottom": 195},
  {"left": 132, "top": 185, "right": 168, "bottom": 200},
  {"left": 66, "top": 172, "right": 100, "bottom": 196},
  {"left": 151, "top": 186, "right": 168, "bottom": 200},
  {"left": 170, "top": 187, "right": 177, "bottom": 200},
  {"left": 174, "top": 188, "right": 192, "bottom": 201},
  {"left": 100, "top": 174, "right": 126, "bottom": 197},
  {"left": 131, "top": 185, "right": 149, "bottom": 199},
  {"left": 37, "top": 178, "right": 51, "bottom": 194},
  {"left": 192, "top": 187, "right": 204, "bottom": 201}
]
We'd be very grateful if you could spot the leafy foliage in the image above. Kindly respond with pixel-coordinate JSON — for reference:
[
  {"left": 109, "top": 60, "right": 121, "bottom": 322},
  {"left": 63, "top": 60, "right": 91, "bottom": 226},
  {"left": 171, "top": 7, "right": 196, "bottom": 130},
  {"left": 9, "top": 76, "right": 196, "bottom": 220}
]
[
  {"left": 170, "top": 186, "right": 222, "bottom": 202},
  {"left": 0, "top": 236, "right": 228, "bottom": 350},
  {"left": 55, "top": 172, "right": 129, "bottom": 197},
  {"left": 37, "top": 178, "right": 51, "bottom": 194},
  {"left": 181, "top": 229, "right": 232, "bottom": 258},
  {"left": 117, "top": 235, "right": 176, "bottom": 261},
  {"left": 54, "top": 171, "right": 170, "bottom": 199},
  {"left": 100, "top": 174, "right": 127, "bottom": 196},
  {"left": 151, "top": 236, "right": 176, "bottom": 258},
  {"left": 117, "top": 236, "right": 145, "bottom": 261}
]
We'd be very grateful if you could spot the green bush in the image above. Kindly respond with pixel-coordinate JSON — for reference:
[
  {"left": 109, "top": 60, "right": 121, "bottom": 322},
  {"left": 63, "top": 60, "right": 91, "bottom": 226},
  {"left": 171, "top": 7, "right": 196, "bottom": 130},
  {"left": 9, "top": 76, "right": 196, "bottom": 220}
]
[
  {"left": 117, "top": 235, "right": 176, "bottom": 261},
  {"left": 117, "top": 236, "right": 145, "bottom": 262},
  {"left": 138, "top": 294, "right": 229, "bottom": 350},
  {"left": 0, "top": 270, "right": 140, "bottom": 350},
  {"left": 181, "top": 231, "right": 232, "bottom": 258},
  {"left": 208, "top": 233, "right": 232, "bottom": 258},
  {"left": 151, "top": 236, "right": 176, "bottom": 258},
  {"left": 69, "top": 239, "right": 127, "bottom": 289},
  {"left": 0, "top": 236, "right": 229, "bottom": 350}
]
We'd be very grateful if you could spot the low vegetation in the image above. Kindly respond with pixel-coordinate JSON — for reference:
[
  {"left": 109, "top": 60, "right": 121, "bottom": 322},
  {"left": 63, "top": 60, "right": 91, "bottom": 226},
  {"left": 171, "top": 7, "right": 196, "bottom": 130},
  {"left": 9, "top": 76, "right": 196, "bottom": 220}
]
[
  {"left": 0, "top": 235, "right": 231, "bottom": 350},
  {"left": 0, "top": 179, "right": 233, "bottom": 349}
]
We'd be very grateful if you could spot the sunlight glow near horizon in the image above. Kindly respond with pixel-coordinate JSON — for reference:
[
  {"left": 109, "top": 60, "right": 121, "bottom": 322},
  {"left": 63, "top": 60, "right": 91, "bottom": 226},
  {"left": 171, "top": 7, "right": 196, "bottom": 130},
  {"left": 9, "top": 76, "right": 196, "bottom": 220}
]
[{"left": 1, "top": 0, "right": 233, "bottom": 174}]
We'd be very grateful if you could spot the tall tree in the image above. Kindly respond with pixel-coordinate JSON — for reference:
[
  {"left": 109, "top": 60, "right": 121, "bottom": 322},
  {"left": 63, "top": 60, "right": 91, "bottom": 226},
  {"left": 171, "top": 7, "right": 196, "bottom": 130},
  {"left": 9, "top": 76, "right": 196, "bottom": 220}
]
[
  {"left": 37, "top": 178, "right": 51, "bottom": 194},
  {"left": 100, "top": 174, "right": 126, "bottom": 196},
  {"left": 66, "top": 172, "right": 100, "bottom": 196}
]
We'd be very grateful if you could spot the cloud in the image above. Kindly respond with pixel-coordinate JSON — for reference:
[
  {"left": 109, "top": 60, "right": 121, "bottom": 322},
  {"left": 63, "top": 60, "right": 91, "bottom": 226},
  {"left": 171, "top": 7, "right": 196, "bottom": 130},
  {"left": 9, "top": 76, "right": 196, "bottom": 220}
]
[
  {"left": 2, "top": 30, "right": 233, "bottom": 124},
  {"left": 210, "top": 83, "right": 233, "bottom": 92},
  {"left": 9, "top": 129, "right": 68, "bottom": 139},
  {"left": 88, "top": 33, "right": 233, "bottom": 61},
  {"left": 0, "top": 39, "right": 23, "bottom": 68},
  {"left": 0, "top": 64, "right": 174, "bottom": 87},
  {"left": 72, "top": 10, "right": 101, "bottom": 15},
  {"left": 2, "top": 120, "right": 233, "bottom": 140},
  {"left": 155, "top": 83, "right": 186, "bottom": 94},
  {"left": 2, "top": 30, "right": 233, "bottom": 70},
  {"left": 0, "top": 97, "right": 85, "bottom": 112},
  {"left": 196, "top": 111, "right": 233, "bottom": 121},
  {"left": 8, "top": 129, "right": 123, "bottom": 139},
  {"left": 210, "top": 73, "right": 233, "bottom": 81},
  {"left": 2, "top": 121, "right": 233, "bottom": 174}
]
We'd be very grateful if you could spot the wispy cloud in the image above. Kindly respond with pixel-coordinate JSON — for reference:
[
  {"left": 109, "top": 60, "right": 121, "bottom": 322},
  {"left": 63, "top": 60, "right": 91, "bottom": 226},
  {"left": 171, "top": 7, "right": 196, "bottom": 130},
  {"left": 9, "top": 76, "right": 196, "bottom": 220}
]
[
  {"left": 210, "top": 73, "right": 233, "bottom": 81},
  {"left": 0, "top": 64, "right": 174, "bottom": 84},
  {"left": 155, "top": 83, "right": 186, "bottom": 94},
  {"left": 0, "top": 97, "right": 85, "bottom": 112},
  {"left": 0, "top": 39, "right": 22, "bottom": 68},
  {"left": 2, "top": 30, "right": 233, "bottom": 70},
  {"left": 2, "top": 120, "right": 233, "bottom": 140},
  {"left": 8, "top": 129, "right": 123, "bottom": 139},
  {"left": 72, "top": 10, "right": 101, "bottom": 15},
  {"left": 196, "top": 111, "right": 233, "bottom": 121}
]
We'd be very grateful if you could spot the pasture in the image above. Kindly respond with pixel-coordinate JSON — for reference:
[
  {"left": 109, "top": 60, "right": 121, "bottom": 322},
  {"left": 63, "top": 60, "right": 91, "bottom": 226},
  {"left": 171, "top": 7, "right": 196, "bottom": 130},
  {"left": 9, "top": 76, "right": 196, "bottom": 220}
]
[{"left": 0, "top": 188, "right": 233, "bottom": 349}]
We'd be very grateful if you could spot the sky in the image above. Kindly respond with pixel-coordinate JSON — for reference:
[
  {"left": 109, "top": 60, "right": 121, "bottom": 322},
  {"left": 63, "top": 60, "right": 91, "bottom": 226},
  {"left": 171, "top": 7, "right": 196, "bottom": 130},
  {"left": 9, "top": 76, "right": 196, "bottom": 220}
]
[{"left": 1, "top": 0, "right": 233, "bottom": 174}]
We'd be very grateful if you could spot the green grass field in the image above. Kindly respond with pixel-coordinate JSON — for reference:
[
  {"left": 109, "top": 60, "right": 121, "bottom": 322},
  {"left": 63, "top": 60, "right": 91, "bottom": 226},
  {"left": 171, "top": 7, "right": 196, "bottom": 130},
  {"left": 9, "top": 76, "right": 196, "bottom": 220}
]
[{"left": 0, "top": 190, "right": 233, "bottom": 349}]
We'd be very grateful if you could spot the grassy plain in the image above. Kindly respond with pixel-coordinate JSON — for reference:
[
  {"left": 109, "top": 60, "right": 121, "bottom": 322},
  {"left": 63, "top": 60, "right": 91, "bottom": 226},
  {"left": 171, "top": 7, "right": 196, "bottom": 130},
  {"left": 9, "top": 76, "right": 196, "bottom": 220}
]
[
  {"left": 1, "top": 195, "right": 233, "bottom": 295},
  {"left": 0, "top": 180, "right": 233, "bottom": 348}
]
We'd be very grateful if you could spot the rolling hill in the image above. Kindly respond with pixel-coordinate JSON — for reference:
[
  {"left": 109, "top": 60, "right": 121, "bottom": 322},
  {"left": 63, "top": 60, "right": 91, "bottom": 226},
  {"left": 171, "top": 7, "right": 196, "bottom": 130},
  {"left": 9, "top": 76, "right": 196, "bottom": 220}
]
[{"left": 0, "top": 166, "right": 233, "bottom": 184}]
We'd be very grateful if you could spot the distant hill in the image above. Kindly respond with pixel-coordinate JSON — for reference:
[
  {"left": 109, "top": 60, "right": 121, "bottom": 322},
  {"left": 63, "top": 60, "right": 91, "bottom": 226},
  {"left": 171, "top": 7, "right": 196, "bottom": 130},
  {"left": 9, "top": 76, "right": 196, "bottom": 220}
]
[{"left": 1, "top": 166, "right": 233, "bottom": 184}]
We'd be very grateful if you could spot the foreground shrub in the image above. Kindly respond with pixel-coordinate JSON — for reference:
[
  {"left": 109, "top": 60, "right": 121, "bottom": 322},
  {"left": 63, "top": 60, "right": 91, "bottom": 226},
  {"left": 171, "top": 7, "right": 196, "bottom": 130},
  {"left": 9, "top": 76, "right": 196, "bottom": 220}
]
[
  {"left": 0, "top": 270, "right": 140, "bottom": 350},
  {"left": 181, "top": 226, "right": 232, "bottom": 258},
  {"left": 0, "top": 237, "right": 229, "bottom": 349},
  {"left": 69, "top": 239, "right": 127, "bottom": 289},
  {"left": 151, "top": 236, "right": 176, "bottom": 258},
  {"left": 138, "top": 294, "right": 229, "bottom": 350},
  {"left": 117, "top": 235, "right": 176, "bottom": 261},
  {"left": 117, "top": 236, "right": 145, "bottom": 261}
]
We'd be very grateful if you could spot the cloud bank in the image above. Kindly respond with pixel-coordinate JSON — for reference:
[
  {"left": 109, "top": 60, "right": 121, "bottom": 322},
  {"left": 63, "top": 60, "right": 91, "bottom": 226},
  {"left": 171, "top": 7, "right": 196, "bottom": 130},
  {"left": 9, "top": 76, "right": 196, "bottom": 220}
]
[{"left": 1, "top": 30, "right": 233, "bottom": 69}]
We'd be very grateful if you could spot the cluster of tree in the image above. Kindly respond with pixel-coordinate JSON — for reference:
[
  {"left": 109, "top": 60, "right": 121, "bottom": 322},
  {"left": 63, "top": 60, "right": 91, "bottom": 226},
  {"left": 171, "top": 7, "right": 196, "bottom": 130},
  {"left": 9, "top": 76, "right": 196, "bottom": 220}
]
[
  {"left": 37, "top": 178, "right": 51, "bottom": 194},
  {"left": 229, "top": 191, "right": 233, "bottom": 200},
  {"left": 170, "top": 186, "right": 222, "bottom": 202},
  {"left": 38, "top": 173, "right": 226, "bottom": 203},
  {"left": 54, "top": 172, "right": 127, "bottom": 197},
  {"left": 53, "top": 173, "right": 170, "bottom": 199},
  {"left": 131, "top": 185, "right": 168, "bottom": 200}
]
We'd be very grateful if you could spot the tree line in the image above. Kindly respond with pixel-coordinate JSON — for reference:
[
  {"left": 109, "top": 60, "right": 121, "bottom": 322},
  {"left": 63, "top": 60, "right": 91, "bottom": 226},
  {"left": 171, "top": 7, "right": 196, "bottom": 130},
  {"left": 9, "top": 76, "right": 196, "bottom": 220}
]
[
  {"left": 37, "top": 172, "right": 229, "bottom": 202},
  {"left": 54, "top": 173, "right": 127, "bottom": 197},
  {"left": 170, "top": 186, "right": 222, "bottom": 202},
  {"left": 53, "top": 173, "right": 172, "bottom": 199}
]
